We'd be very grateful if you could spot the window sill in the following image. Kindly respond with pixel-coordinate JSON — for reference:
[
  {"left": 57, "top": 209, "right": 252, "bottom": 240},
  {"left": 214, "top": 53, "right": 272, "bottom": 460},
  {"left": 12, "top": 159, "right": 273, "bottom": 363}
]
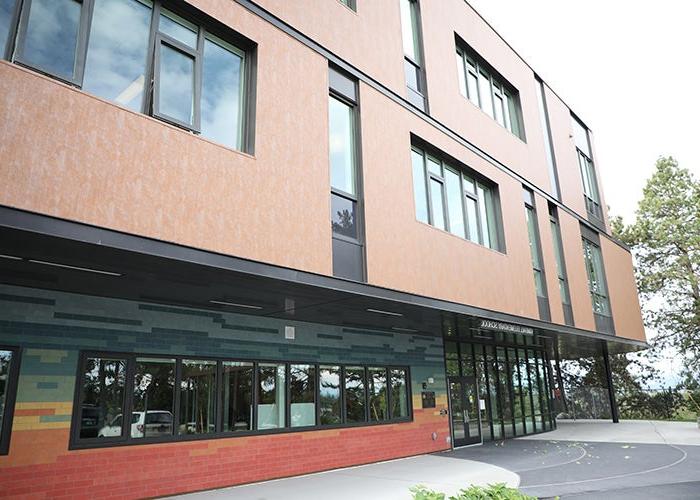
[
  {"left": 414, "top": 218, "right": 506, "bottom": 255},
  {"left": 68, "top": 416, "right": 414, "bottom": 451}
]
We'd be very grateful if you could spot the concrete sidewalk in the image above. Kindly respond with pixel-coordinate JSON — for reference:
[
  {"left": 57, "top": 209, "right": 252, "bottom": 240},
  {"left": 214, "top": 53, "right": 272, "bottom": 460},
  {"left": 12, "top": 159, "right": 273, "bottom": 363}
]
[
  {"left": 522, "top": 419, "right": 700, "bottom": 446},
  {"left": 170, "top": 453, "right": 518, "bottom": 500}
]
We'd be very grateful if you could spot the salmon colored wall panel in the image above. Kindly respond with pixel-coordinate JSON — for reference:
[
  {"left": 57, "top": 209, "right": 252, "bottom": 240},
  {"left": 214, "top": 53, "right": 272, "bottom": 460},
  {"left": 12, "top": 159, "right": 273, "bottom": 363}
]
[
  {"left": 544, "top": 85, "right": 587, "bottom": 220},
  {"left": 534, "top": 194, "right": 565, "bottom": 325},
  {"left": 422, "top": 1, "right": 551, "bottom": 194},
  {"left": 601, "top": 238, "right": 646, "bottom": 342},
  {"left": 253, "top": 0, "right": 406, "bottom": 97},
  {"left": 0, "top": 30, "right": 332, "bottom": 275},
  {"left": 558, "top": 212, "right": 595, "bottom": 331},
  {"left": 360, "top": 84, "right": 539, "bottom": 319}
]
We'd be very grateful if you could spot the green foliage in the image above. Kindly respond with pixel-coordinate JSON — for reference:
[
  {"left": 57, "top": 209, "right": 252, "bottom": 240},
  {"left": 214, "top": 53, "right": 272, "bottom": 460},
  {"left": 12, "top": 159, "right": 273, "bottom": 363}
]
[
  {"left": 410, "top": 483, "right": 536, "bottom": 500},
  {"left": 618, "top": 387, "right": 685, "bottom": 420},
  {"left": 614, "top": 157, "right": 700, "bottom": 380}
]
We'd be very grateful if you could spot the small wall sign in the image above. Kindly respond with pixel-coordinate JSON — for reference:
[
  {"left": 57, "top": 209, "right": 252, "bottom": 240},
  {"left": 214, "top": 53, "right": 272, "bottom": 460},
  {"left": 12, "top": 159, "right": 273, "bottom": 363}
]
[
  {"left": 478, "top": 319, "right": 534, "bottom": 336},
  {"left": 421, "top": 391, "right": 436, "bottom": 408}
]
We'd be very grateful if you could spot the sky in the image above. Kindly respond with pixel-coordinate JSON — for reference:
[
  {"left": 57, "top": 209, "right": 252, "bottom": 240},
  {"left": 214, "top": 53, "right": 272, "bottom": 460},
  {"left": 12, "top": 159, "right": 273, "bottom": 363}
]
[
  {"left": 465, "top": 0, "right": 700, "bottom": 386},
  {"left": 467, "top": 0, "right": 700, "bottom": 224}
]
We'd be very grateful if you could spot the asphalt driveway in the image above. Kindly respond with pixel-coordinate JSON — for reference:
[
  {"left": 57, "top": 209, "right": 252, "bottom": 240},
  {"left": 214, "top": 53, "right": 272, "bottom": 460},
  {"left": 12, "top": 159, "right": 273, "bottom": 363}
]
[{"left": 446, "top": 427, "right": 700, "bottom": 498}]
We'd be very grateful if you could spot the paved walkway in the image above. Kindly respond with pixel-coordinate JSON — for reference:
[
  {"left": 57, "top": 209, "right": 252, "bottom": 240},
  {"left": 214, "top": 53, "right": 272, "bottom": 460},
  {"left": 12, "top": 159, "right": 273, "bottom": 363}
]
[
  {"left": 524, "top": 418, "right": 700, "bottom": 446},
  {"left": 171, "top": 454, "right": 517, "bottom": 500},
  {"left": 171, "top": 420, "right": 700, "bottom": 499}
]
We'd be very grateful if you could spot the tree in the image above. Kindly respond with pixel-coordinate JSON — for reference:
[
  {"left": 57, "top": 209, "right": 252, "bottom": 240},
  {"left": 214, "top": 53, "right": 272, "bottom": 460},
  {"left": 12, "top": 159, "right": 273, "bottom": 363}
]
[{"left": 617, "top": 157, "right": 700, "bottom": 379}]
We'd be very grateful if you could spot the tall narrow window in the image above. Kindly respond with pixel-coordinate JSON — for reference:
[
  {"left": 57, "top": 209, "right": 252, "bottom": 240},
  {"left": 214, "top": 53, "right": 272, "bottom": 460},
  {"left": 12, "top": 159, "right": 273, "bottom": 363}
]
[
  {"left": 132, "top": 357, "right": 175, "bottom": 439},
  {"left": 368, "top": 367, "right": 388, "bottom": 422},
  {"left": 400, "top": 0, "right": 427, "bottom": 110},
  {"left": 582, "top": 231, "right": 614, "bottom": 333},
  {"left": 77, "top": 356, "right": 127, "bottom": 440},
  {"left": 257, "top": 363, "right": 286, "bottom": 429},
  {"left": 572, "top": 117, "right": 602, "bottom": 222},
  {"left": 179, "top": 359, "right": 216, "bottom": 435},
  {"left": 411, "top": 145, "right": 503, "bottom": 251},
  {"left": 222, "top": 361, "right": 253, "bottom": 432},
  {"left": 389, "top": 369, "right": 409, "bottom": 419},
  {"left": 524, "top": 189, "right": 550, "bottom": 321},
  {"left": 290, "top": 364, "right": 316, "bottom": 428},
  {"left": 329, "top": 67, "right": 364, "bottom": 281},
  {"left": 549, "top": 205, "right": 573, "bottom": 325},
  {"left": 319, "top": 366, "right": 341, "bottom": 425},
  {"left": 536, "top": 77, "right": 561, "bottom": 199},
  {"left": 0, "top": 348, "right": 19, "bottom": 455},
  {"left": 345, "top": 367, "right": 367, "bottom": 423},
  {"left": 456, "top": 40, "right": 524, "bottom": 139},
  {"left": 7, "top": 0, "right": 251, "bottom": 151}
]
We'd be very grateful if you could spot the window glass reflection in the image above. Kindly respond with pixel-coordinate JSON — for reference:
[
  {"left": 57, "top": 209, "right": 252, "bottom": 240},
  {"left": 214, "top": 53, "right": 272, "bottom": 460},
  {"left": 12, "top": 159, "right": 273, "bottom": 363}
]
[
  {"left": 0, "top": 0, "right": 15, "bottom": 53},
  {"left": 478, "top": 72, "right": 494, "bottom": 118},
  {"left": 429, "top": 178, "right": 446, "bottom": 230},
  {"left": 290, "top": 364, "right": 315, "bottom": 427},
  {"left": 390, "top": 369, "right": 408, "bottom": 419},
  {"left": 21, "top": 0, "right": 81, "bottom": 81},
  {"left": 345, "top": 367, "right": 366, "bottom": 423},
  {"left": 83, "top": 0, "right": 152, "bottom": 112},
  {"left": 328, "top": 96, "right": 356, "bottom": 195},
  {"left": 368, "top": 367, "right": 388, "bottom": 421},
  {"left": 445, "top": 168, "right": 465, "bottom": 238},
  {"left": 257, "top": 363, "right": 285, "bottom": 429},
  {"left": 80, "top": 357, "right": 126, "bottom": 439},
  {"left": 331, "top": 193, "right": 357, "bottom": 239},
  {"left": 179, "top": 360, "right": 216, "bottom": 435},
  {"left": 222, "top": 362, "right": 253, "bottom": 432},
  {"left": 132, "top": 357, "right": 174, "bottom": 438},
  {"left": 159, "top": 9, "right": 197, "bottom": 48},
  {"left": 201, "top": 34, "right": 244, "bottom": 149},
  {"left": 157, "top": 43, "right": 195, "bottom": 125},
  {"left": 0, "top": 350, "right": 13, "bottom": 434},
  {"left": 319, "top": 366, "right": 341, "bottom": 425}
]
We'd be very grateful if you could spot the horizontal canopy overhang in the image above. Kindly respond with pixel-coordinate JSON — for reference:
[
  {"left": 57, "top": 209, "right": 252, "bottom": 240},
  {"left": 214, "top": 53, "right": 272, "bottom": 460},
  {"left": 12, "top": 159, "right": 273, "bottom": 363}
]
[{"left": 0, "top": 206, "right": 648, "bottom": 355}]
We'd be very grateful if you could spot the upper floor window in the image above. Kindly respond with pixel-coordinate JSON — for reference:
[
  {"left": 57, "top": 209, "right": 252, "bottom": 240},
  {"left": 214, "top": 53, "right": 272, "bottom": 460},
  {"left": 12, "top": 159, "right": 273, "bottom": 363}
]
[
  {"left": 524, "top": 189, "right": 550, "bottom": 321},
  {"left": 399, "top": 0, "right": 427, "bottom": 111},
  {"left": 572, "top": 117, "right": 602, "bottom": 221},
  {"left": 548, "top": 204, "right": 573, "bottom": 326},
  {"left": 412, "top": 144, "right": 503, "bottom": 251},
  {"left": 582, "top": 236, "right": 610, "bottom": 318},
  {"left": 4, "top": 0, "right": 252, "bottom": 152},
  {"left": 0, "top": 347, "right": 20, "bottom": 455},
  {"left": 456, "top": 41, "right": 524, "bottom": 140},
  {"left": 338, "top": 0, "right": 356, "bottom": 10},
  {"left": 535, "top": 77, "right": 560, "bottom": 199}
]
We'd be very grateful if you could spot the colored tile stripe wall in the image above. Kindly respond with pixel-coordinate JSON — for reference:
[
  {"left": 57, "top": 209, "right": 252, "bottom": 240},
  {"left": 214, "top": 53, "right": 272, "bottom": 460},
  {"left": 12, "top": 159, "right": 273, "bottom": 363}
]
[{"left": 0, "top": 285, "right": 450, "bottom": 498}]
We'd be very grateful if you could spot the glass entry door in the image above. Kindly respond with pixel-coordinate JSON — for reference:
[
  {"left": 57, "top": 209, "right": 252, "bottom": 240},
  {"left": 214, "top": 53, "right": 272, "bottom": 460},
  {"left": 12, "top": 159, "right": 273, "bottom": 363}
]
[{"left": 448, "top": 376, "right": 482, "bottom": 447}]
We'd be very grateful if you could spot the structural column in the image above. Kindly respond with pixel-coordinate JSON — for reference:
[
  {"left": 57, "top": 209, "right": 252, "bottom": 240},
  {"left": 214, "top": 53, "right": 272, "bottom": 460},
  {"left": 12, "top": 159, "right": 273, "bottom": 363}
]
[{"left": 602, "top": 342, "right": 620, "bottom": 423}]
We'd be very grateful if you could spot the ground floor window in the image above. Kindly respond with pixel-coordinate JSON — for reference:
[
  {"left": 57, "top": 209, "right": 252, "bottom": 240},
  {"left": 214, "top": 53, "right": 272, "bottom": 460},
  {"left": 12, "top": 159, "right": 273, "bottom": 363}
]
[
  {"left": 72, "top": 352, "right": 411, "bottom": 448},
  {"left": 0, "top": 346, "right": 20, "bottom": 455},
  {"left": 445, "top": 335, "right": 555, "bottom": 441}
]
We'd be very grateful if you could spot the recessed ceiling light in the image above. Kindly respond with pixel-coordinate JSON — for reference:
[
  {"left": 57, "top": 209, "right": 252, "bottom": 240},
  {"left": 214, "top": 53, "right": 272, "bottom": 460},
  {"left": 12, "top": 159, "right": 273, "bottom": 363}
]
[
  {"left": 28, "top": 259, "right": 122, "bottom": 276},
  {"left": 391, "top": 327, "right": 418, "bottom": 333},
  {"left": 0, "top": 254, "right": 22, "bottom": 260},
  {"left": 209, "top": 300, "right": 263, "bottom": 310},
  {"left": 366, "top": 308, "right": 403, "bottom": 317}
]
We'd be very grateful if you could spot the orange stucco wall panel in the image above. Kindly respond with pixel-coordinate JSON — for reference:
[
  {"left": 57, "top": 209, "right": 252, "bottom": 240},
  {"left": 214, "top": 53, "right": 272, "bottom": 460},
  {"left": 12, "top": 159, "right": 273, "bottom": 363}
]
[{"left": 601, "top": 237, "right": 646, "bottom": 342}]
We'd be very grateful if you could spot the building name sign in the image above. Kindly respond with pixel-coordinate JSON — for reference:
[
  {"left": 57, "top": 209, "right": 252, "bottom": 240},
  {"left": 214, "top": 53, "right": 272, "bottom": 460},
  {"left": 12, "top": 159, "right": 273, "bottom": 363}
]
[{"left": 478, "top": 319, "right": 534, "bottom": 336}]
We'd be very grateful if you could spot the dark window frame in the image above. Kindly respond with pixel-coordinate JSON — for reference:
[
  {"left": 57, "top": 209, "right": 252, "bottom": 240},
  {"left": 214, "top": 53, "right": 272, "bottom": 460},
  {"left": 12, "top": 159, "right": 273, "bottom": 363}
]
[
  {"left": 548, "top": 204, "right": 574, "bottom": 326},
  {"left": 3, "top": 0, "right": 255, "bottom": 153},
  {"left": 581, "top": 231, "right": 614, "bottom": 333},
  {"left": 338, "top": 0, "right": 357, "bottom": 11},
  {"left": 411, "top": 140, "right": 506, "bottom": 252},
  {"left": 455, "top": 36, "right": 525, "bottom": 141},
  {"left": 400, "top": 0, "right": 428, "bottom": 111},
  {"left": 69, "top": 351, "right": 412, "bottom": 450},
  {"left": 0, "top": 345, "right": 21, "bottom": 455}
]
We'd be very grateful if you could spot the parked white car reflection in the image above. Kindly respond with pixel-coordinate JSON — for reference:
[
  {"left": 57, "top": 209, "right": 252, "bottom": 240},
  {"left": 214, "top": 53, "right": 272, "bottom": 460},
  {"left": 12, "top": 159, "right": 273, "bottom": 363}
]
[{"left": 98, "top": 411, "right": 173, "bottom": 438}]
